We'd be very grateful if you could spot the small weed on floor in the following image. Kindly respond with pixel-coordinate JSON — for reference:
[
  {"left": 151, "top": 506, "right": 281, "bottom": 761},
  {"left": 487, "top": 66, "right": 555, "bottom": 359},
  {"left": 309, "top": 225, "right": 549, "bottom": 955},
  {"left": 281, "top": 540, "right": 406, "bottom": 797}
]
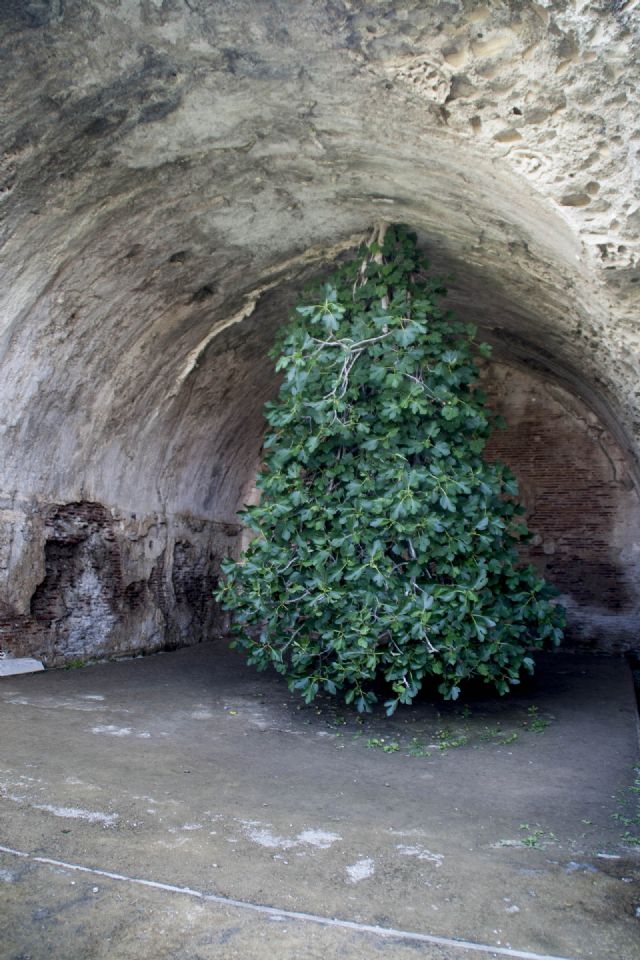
[
  {"left": 300, "top": 695, "right": 556, "bottom": 761},
  {"left": 613, "top": 765, "right": 640, "bottom": 847}
]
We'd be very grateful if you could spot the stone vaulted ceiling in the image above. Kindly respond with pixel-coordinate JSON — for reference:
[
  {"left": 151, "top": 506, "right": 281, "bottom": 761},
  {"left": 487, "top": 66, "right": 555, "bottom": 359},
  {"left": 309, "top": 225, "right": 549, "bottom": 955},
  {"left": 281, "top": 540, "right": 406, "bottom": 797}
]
[{"left": 0, "top": 0, "right": 638, "bottom": 662}]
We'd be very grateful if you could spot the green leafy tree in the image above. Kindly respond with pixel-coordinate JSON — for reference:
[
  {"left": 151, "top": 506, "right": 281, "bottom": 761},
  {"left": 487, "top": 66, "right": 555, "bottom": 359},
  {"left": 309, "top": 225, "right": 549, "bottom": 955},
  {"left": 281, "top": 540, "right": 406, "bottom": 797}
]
[{"left": 216, "top": 224, "right": 564, "bottom": 714}]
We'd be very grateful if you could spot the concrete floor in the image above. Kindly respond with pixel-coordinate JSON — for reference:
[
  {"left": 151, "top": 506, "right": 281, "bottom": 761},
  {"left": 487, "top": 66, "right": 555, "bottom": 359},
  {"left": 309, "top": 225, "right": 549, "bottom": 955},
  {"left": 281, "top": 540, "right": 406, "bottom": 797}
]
[{"left": 1, "top": 643, "right": 638, "bottom": 960}]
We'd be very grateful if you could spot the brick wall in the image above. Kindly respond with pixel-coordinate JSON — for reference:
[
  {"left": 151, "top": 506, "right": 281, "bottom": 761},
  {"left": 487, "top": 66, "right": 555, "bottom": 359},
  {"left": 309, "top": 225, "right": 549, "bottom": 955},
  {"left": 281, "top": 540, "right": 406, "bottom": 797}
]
[
  {"left": 0, "top": 501, "right": 239, "bottom": 665},
  {"left": 482, "top": 361, "right": 640, "bottom": 652}
]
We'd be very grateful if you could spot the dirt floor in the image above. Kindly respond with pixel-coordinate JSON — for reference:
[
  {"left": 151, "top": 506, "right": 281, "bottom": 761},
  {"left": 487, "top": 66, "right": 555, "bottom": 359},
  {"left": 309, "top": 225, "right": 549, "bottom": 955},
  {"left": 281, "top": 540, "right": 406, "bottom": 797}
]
[{"left": 1, "top": 642, "right": 638, "bottom": 960}]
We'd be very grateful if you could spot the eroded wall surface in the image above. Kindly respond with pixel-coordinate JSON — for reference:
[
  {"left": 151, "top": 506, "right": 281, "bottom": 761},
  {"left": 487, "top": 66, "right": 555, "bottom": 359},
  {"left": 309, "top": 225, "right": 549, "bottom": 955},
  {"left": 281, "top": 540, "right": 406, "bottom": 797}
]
[
  {"left": 0, "top": 498, "right": 239, "bottom": 665},
  {"left": 483, "top": 362, "right": 640, "bottom": 652},
  {"left": 0, "top": 1, "right": 638, "bottom": 662}
]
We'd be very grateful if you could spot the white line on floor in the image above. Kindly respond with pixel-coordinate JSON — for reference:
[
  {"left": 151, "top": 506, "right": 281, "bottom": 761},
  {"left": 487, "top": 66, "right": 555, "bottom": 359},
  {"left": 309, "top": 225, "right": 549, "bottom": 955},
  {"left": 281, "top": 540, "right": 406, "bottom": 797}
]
[{"left": 0, "top": 844, "right": 577, "bottom": 960}]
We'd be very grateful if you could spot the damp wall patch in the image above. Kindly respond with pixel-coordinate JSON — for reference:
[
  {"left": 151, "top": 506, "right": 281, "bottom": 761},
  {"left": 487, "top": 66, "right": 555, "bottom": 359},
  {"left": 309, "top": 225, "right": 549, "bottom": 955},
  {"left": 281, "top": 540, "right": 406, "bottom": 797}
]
[{"left": 0, "top": 500, "right": 238, "bottom": 665}]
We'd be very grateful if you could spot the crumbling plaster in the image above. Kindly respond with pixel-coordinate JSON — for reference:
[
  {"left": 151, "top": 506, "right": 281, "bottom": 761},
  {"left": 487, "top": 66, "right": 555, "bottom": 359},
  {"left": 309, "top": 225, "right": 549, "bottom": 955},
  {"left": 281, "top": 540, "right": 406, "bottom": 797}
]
[{"left": 0, "top": 1, "right": 638, "bottom": 660}]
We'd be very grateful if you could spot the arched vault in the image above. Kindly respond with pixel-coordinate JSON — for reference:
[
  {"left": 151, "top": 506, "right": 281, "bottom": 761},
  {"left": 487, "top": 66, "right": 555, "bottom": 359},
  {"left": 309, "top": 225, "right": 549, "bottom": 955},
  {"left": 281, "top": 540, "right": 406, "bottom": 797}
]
[{"left": 0, "top": 0, "right": 638, "bottom": 663}]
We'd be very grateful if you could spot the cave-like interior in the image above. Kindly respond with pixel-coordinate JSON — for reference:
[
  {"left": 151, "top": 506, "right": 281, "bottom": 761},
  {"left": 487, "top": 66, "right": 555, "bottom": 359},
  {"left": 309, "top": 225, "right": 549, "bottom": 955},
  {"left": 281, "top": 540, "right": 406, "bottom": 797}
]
[{"left": 1, "top": 0, "right": 638, "bottom": 666}]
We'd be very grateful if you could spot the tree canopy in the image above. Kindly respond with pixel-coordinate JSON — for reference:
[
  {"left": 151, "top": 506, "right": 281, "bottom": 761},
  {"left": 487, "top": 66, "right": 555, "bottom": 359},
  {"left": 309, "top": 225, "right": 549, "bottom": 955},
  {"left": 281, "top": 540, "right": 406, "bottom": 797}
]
[{"left": 216, "top": 224, "right": 564, "bottom": 714}]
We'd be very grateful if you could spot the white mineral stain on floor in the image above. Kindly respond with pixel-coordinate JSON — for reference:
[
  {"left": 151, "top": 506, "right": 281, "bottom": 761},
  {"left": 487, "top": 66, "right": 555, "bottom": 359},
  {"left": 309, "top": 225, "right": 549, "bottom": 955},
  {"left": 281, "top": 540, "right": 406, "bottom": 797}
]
[
  {"left": 238, "top": 822, "right": 296, "bottom": 849},
  {"left": 4, "top": 695, "right": 108, "bottom": 712},
  {"left": 236, "top": 820, "right": 341, "bottom": 851},
  {"left": 395, "top": 844, "right": 444, "bottom": 866},
  {"left": 389, "top": 828, "right": 428, "bottom": 838},
  {"left": 1, "top": 771, "right": 119, "bottom": 827},
  {"left": 0, "top": 773, "right": 42, "bottom": 787},
  {"left": 346, "top": 858, "right": 375, "bottom": 883},
  {"left": 89, "top": 725, "right": 150, "bottom": 739},
  {"left": 297, "top": 829, "right": 341, "bottom": 849},
  {"left": 3, "top": 790, "right": 119, "bottom": 826},
  {"left": 32, "top": 804, "right": 118, "bottom": 826},
  {"left": 91, "top": 725, "right": 132, "bottom": 736}
]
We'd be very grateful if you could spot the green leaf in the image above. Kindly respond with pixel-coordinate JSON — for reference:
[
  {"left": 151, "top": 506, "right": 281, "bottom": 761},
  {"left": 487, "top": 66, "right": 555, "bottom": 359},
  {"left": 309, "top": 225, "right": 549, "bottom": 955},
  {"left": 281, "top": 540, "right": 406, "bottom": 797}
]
[{"left": 217, "top": 223, "right": 564, "bottom": 714}]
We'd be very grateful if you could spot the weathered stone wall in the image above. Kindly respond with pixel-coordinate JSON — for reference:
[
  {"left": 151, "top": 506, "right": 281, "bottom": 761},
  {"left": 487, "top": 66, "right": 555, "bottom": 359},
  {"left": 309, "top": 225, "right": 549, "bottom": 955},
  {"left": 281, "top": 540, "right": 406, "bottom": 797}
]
[
  {"left": 0, "top": 498, "right": 238, "bottom": 665},
  {"left": 482, "top": 362, "right": 640, "bottom": 653},
  {"left": 0, "top": 1, "right": 637, "bottom": 662}
]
